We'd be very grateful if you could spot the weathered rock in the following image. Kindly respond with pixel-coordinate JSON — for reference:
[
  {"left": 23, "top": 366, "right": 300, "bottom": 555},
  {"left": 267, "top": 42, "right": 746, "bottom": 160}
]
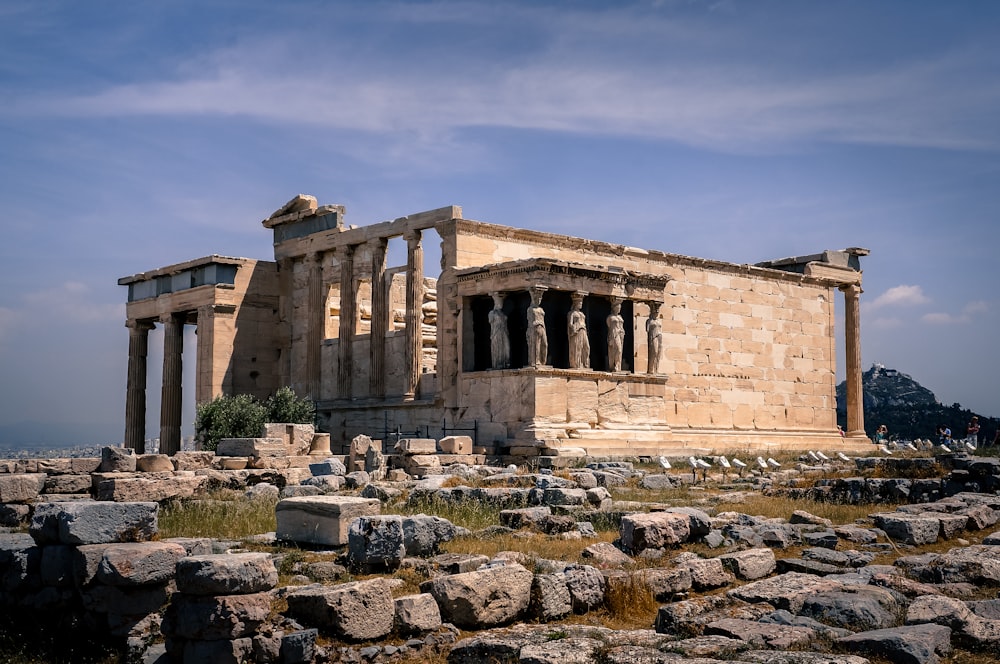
[
  {"left": 529, "top": 573, "right": 572, "bottom": 621},
  {"left": 728, "top": 572, "right": 844, "bottom": 613},
  {"left": 581, "top": 541, "right": 633, "bottom": 567},
  {"left": 790, "top": 510, "right": 833, "bottom": 527},
  {"left": 564, "top": 564, "right": 605, "bottom": 613},
  {"left": 286, "top": 578, "right": 394, "bottom": 640},
  {"left": 30, "top": 501, "right": 158, "bottom": 545},
  {"left": 43, "top": 474, "right": 92, "bottom": 495},
  {"left": 280, "top": 629, "right": 318, "bottom": 664},
  {"left": 162, "top": 592, "right": 272, "bottom": 640},
  {"left": 439, "top": 435, "right": 472, "bottom": 454},
  {"left": 836, "top": 623, "right": 952, "bottom": 664},
  {"left": 718, "top": 548, "right": 776, "bottom": 580},
  {"left": 96, "top": 474, "right": 206, "bottom": 502},
  {"left": 175, "top": 553, "right": 277, "bottom": 595},
  {"left": 348, "top": 515, "right": 405, "bottom": 569},
  {"left": 275, "top": 496, "right": 380, "bottom": 546},
  {"left": 705, "top": 618, "right": 815, "bottom": 649},
  {"left": 96, "top": 542, "right": 186, "bottom": 586},
  {"left": 798, "top": 586, "right": 902, "bottom": 631},
  {"left": 426, "top": 563, "right": 533, "bottom": 628},
  {"left": 500, "top": 507, "right": 552, "bottom": 530},
  {"left": 636, "top": 567, "right": 693, "bottom": 600},
  {"left": 873, "top": 512, "right": 940, "bottom": 545},
  {"left": 136, "top": 454, "right": 173, "bottom": 472},
  {"left": 393, "top": 593, "right": 442, "bottom": 634},
  {"left": 676, "top": 553, "right": 734, "bottom": 590},
  {"left": 402, "top": 455, "right": 441, "bottom": 478},
  {"left": 542, "top": 488, "right": 587, "bottom": 506},
  {"left": 216, "top": 437, "right": 285, "bottom": 457},
  {"left": 101, "top": 446, "right": 137, "bottom": 472},
  {"left": 620, "top": 512, "right": 691, "bottom": 552},
  {"left": 309, "top": 458, "right": 347, "bottom": 476},
  {"left": 666, "top": 507, "right": 712, "bottom": 538},
  {"left": 0, "top": 474, "right": 46, "bottom": 503},
  {"left": 403, "top": 514, "right": 459, "bottom": 556}
]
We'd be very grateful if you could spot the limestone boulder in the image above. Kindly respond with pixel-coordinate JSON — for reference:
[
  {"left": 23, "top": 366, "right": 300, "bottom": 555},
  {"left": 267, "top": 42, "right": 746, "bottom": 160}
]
[
  {"left": 427, "top": 563, "right": 533, "bottom": 628},
  {"left": 676, "top": 553, "right": 735, "bottom": 590},
  {"left": 30, "top": 501, "right": 158, "bottom": 545},
  {"left": 705, "top": 618, "right": 815, "bottom": 650},
  {"left": 175, "top": 553, "right": 277, "bottom": 595},
  {"left": 348, "top": 515, "right": 405, "bottom": 569},
  {"left": 564, "top": 564, "right": 605, "bottom": 613},
  {"left": 162, "top": 591, "right": 273, "bottom": 641},
  {"left": 286, "top": 578, "right": 394, "bottom": 641},
  {"left": 96, "top": 474, "right": 206, "bottom": 502},
  {"left": 403, "top": 514, "right": 459, "bottom": 556},
  {"left": 96, "top": 542, "right": 186, "bottom": 586},
  {"left": 275, "top": 496, "right": 380, "bottom": 547},
  {"left": 727, "top": 572, "right": 845, "bottom": 613},
  {"left": 216, "top": 437, "right": 285, "bottom": 457},
  {"left": 393, "top": 593, "right": 442, "bottom": 634},
  {"left": 873, "top": 512, "right": 940, "bottom": 545},
  {"left": 309, "top": 458, "right": 347, "bottom": 476},
  {"left": 136, "top": 454, "right": 174, "bottom": 473},
  {"left": 620, "top": 512, "right": 691, "bottom": 553},
  {"left": 836, "top": 623, "right": 952, "bottom": 664},
  {"left": 100, "top": 446, "right": 136, "bottom": 473},
  {"left": 529, "top": 573, "right": 572, "bottom": 622},
  {"left": 798, "top": 586, "right": 902, "bottom": 631},
  {"left": 718, "top": 548, "right": 776, "bottom": 580},
  {"left": 0, "top": 474, "right": 46, "bottom": 504}
]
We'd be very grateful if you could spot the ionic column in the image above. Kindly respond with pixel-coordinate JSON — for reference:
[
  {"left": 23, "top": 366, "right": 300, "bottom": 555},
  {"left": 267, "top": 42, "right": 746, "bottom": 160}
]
[
  {"left": 337, "top": 245, "right": 356, "bottom": 400},
  {"left": 306, "top": 252, "right": 324, "bottom": 398},
  {"left": 159, "top": 313, "right": 184, "bottom": 456},
  {"left": 840, "top": 283, "right": 866, "bottom": 437},
  {"left": 404, "top": 229, "right": 424, "bottom": 399},
  {"left": 124, "top": 319, "right": 154, "bottom": 452},
  {"left": 369, "top": 238, "right": 388, "bottom": 397}
]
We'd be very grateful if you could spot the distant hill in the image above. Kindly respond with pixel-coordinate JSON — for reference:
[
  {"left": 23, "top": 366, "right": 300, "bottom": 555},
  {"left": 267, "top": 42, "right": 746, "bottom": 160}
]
[{"left": 836, "top": 364, "right": 999, "bottom": 443}]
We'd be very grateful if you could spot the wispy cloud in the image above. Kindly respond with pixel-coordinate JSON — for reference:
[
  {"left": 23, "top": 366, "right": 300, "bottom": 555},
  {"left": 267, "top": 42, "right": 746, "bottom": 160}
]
[
  {"left": 20, "top": 282, "right": 124, "bottom": 324},
  {"left": 866, "top": 284, "right": 931, "bottom": 311},
  {"left": 7, "top": 9, "right": 1000, "bottom": 155},
  {"left": 922, "top": 300, "right": 991, "bottom": 325}
]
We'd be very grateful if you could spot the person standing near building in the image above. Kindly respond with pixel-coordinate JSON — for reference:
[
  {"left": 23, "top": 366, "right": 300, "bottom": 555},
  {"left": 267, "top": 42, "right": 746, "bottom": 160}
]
[{"left": 966, "top": 416, "right": 980, "bottom": 448}]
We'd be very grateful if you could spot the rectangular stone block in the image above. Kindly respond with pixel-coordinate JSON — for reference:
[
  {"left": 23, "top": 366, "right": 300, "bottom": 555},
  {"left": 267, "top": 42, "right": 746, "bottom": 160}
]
[
  {"left": 439, "top": 436, "right": 472, "bottom": 454},
  {"left": 275, "top": 496, "right": 380, "bottom": 546},
  {"left": 216, "top": 438, "right": 286, "bottom": 457},
  {"left": 395, "top": 438, "right": 437, "bottom": 455}
]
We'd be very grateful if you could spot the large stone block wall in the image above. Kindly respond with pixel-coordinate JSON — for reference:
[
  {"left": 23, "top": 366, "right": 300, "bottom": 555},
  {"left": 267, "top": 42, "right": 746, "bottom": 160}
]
[{"left": 446, "top": 222, "right": 842, "bottom": 448}]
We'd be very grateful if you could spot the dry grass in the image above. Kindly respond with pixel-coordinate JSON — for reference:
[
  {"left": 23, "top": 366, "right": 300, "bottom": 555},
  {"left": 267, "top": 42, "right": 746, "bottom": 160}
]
[
  {"left": 440, "top": 529, "right": 619, "bottom": 565},
  {"left": 158, "top": 489, "right": 277, "bottom": 540},
  {"left": 711, "top": 493, "right": 901, "bottom": 524}
]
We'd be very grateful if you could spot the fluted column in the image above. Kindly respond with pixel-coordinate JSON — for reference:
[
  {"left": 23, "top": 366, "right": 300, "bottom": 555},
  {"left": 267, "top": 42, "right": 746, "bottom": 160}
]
[
  {"left": 404, "top": 229, "right": 424, "bottom": 399},
  {"left": 305, "top": 252, "right": 324, "bottom": 398},
  {"left": 840, "top": 283, "right": 866, "bottom": 437},
  {"left": 369, "top": 238, "right": 388, "bottom": 397},
  {"left": 337, "top": 245, "right": 356, "bottom": 400},
  {"left": 124, "top": 319, "right": 154, "bottom": 452},
  {"left": 159, "top": 313, "right": 184, "bottom": 456}
]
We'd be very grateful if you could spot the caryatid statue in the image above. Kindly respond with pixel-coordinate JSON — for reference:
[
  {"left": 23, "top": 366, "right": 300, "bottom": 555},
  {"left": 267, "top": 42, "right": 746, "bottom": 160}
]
[
  {"left": 646, "top": 301, "right": 663, "bottom": 374},
  {"left": 488, "top": 292, "right": 510, "bottom": 369},
  {"left": 567, "top": 292, "right": 590, "bottom": 369},
  {"left": 607, "top": 297, "right": 625, "bottom": 372},
  {"left": 526, "top": 286, "right": 548, "bottom": 366}
]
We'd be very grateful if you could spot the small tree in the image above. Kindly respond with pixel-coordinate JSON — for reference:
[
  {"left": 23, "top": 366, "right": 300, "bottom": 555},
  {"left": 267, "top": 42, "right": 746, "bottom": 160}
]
[
  {"left": 194, "top": 393, "right": 266, "bottom": 452},
  {"left": 265, "top": 386, "right": 315, "bottom": 425}
]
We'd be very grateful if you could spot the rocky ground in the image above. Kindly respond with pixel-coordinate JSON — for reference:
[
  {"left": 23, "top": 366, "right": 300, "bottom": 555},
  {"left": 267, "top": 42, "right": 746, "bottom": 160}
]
[{"left": 2, "top": 447, "right": 1000, "bottom": 664}]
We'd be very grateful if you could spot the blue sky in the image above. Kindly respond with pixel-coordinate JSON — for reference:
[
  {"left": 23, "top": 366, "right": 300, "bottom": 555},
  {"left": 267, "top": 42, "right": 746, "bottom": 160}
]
[{"left": 1, "top": 0, "right": 998, "bottom": 446}]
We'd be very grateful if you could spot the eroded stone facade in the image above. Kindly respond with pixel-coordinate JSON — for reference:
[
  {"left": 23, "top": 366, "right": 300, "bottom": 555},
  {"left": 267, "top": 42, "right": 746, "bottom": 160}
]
[{"left": 121, "top": 195, "right": 871, "bottom": 457}]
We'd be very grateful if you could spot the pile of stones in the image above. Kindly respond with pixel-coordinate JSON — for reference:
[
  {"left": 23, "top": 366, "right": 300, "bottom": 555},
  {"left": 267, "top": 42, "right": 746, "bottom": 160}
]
[{"left": 1, "top": 444, "right": 1000, "bottom": 663}]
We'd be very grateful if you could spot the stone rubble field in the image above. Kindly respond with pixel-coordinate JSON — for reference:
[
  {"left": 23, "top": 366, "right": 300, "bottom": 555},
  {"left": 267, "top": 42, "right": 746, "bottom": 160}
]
[{"left": 0, "top": 441, "right": 999, "bottom": 664}]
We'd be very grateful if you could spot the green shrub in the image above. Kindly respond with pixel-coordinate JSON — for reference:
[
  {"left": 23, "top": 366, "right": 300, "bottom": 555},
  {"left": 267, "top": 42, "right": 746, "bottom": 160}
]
[
  {"left": 265, "top": 386, "right": 315, "bottom": 424},
  {"left": 195, "top": 393, "right": 266, "bottom": 452}
]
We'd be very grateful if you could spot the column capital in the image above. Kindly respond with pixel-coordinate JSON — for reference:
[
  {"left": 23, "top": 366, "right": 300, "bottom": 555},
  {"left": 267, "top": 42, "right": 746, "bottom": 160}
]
[
  {"left": 126, "top": 319, "right": 155, "bottom": 331},
  {"left": 304, "top": 251, "right": 323, "bottom": 266},
  {"left": 839, "top": 283, "right": 863, "bottom": 296}
]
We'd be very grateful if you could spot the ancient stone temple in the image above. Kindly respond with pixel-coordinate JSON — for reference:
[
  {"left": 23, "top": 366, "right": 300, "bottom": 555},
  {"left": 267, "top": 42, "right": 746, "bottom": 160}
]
[{"left": 120, "top": 195, "right": 872, "bottom": 457}]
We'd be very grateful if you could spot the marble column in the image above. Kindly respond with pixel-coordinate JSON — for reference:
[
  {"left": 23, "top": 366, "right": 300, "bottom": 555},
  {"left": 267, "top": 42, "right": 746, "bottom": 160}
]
[
  {"left": 124, "top": 319, "right": 154, "bottom": 452},
  {"left": 159, "top": 313, "right": 184, "bottom": 456},
  {"left": 337, "top": 245, "right": 356, "bottom": 400},
  {"left": 404, "top": 230, "right": 424, "bottom": 399},
  {"left": 840, "top": 283, "right": 866, "bottom": 437},
  {"left": 306, "top": 252, "right": 324, "bottom": 398},
  {"left": 369, "top": 238, "right": 388, "bottom": 397},
  {"left": 646, "top": 301, "right": 663, "bottom": 375}
]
